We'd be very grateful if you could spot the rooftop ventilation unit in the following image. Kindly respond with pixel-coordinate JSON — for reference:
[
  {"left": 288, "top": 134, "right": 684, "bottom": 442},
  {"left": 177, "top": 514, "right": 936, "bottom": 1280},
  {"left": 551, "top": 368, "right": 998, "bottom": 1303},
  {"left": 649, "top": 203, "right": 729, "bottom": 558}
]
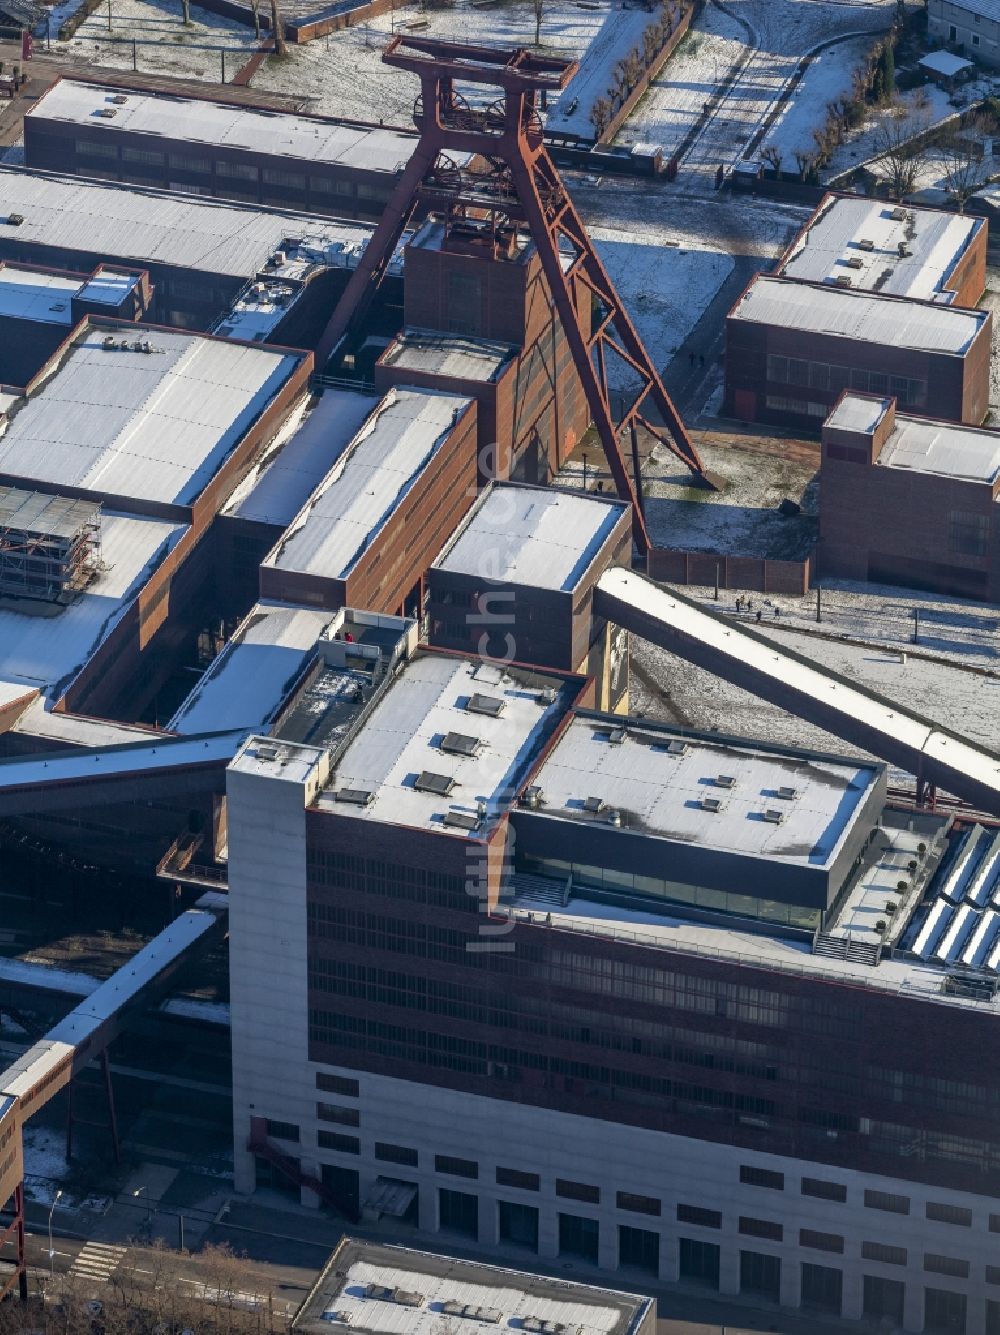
[
  {"left": 102, "top": 334, "right": 116, "bottom": 350},
  {"left": 715, "top": 775, "right": 736, "bottom": 789},
  {"left": 4, "top": 214, "right": 23, "bottom": 227},
  {"left": 897, "top": 242, "right": 910, "bottom": 258},
  {"left": 414, "top": 770, "right": 455, "bottom": 796},
  {"left": 521, "top": 785, "right": 545, "bottom": 809},
  {"left": 95, "top": 108, "right": 117, "bottom": 119},
  {"left": 856, "top": 238, "right": 875, "bottom": 251},
  {"left": 890, "top": 206, "right": 907, "bottom": 221},
  {"left": 762, "top": 808, "right": 784, "bottom": 824},
  {"left": 833, "top": 275, "right": 853, "bottom": 289},
  {"left": 440, "top": 1303, "right": 501, "bottom": 1324},
  {"left": 604, "top": 807, "right": 622, "bottom": 827},
  {"left": 606, "top": 726, "right": 626, "bottom": 745},
  {"left": 255, "top": 742, "right": 279, "bottom": 762},
  {"left": 844, "top": 256, "right": 864, "bottom": 270},
  {"left": 538, "top": 687, "right": 557, "bottom": 705},
  {"left": 440, "top": 731, "right": 481, "bottom": 758},
  {"left": 701, "top": 797, "right": 723, "bottom": 814},
  {"left": 584, "top": 795, "right": 604, "bottom": 814},
  {"left": 364, "top": 1285, "right": 423, "bottom": 1307},
  {"left": 776, "top": 785, "right": 798, "bottom": 800},
  {"left": 523, "top": 1322, "right": 575, "bottom": 1335},
  {"left": 110, "top": 94, "right": 128, "bottom": 104},
  {"left": 443, "top": 811, "right": 481, "bottom": 831},
  {"left": 335, "top": 787, "right": 374, "bottom": 807},
  {"left": 466, "top": 692, "right": 504, "bottom": 718},
  {"left": 665, "top": 740, "right": 688, "bottom": 756}
]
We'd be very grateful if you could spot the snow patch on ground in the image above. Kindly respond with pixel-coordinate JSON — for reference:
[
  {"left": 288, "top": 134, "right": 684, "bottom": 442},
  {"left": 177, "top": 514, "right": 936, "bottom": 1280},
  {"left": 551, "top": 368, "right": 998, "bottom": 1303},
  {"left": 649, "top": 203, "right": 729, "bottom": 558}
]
[
  {"left": 589, "top": 225, "right": 734, "bottom": 388},
  {"left": 251, "top": 0, "right": 606, "bottom": 122},
  {"left": 54, "top": 0, "right": 258, "bottom": 81},
  {"left": 820, "top": 82, "right": 972, "bottom": 183}
]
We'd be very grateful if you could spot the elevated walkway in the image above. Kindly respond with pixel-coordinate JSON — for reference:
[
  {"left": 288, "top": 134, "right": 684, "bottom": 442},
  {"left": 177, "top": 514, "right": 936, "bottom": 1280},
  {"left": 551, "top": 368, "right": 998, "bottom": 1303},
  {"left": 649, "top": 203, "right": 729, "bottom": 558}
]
[
  {"left": 0, "top": 730, "right": 248, "bottom": 816},
  {"left": 595, "top": 568, "right": 1000, "bottom": 816}
]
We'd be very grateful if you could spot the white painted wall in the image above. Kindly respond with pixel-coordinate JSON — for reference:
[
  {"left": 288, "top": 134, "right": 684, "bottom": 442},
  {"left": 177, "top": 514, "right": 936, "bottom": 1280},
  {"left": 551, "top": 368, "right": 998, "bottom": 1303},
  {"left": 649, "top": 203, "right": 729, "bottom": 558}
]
[{"left": 929, "top": 0, "right": 1000, "bottom": 68}]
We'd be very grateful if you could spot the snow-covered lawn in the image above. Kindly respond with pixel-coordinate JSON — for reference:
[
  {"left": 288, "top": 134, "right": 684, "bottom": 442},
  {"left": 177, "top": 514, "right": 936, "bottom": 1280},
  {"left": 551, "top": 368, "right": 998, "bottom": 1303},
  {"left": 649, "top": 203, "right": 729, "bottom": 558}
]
[
  {"left": 53, "top": 0, "right": 258, "bottom": 80},
  {"left": 762, "top": 35, "right": 876, "bottom": 165},
  {"left": 820, "top": 81, "right": 977, "bottom": 183},
  {"left": 590, "top": 224, "right": 734, "bottom": 387},
  {"left": 547, "top": 4, "right": 659, "bottom": 140},
  {"left": 252, "top": 0, "right": 607, "bottom": 122},
  {"left": 643, "top": 435, "right": 818, "bottom": 558},
  {"left": 616, "top": 0, "right": 896, "bottom": 181}
]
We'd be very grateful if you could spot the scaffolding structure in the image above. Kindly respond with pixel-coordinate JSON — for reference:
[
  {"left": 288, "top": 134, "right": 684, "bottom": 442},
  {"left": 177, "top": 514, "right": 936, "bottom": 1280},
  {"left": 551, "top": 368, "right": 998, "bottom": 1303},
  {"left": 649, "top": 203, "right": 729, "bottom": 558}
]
[
  {"left": 313, "top": 36, "right": 717, "bottom": 557},
  {"left": 0, "top": 487, "right": 102, "bottom": 604}
]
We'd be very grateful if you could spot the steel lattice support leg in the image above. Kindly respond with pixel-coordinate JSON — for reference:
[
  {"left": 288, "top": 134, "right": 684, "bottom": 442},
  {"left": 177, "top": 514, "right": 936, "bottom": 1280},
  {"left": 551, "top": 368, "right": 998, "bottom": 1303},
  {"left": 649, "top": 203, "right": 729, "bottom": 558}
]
[{"left": 0, "top": 1183, "right": 28, "bottom": 1302}]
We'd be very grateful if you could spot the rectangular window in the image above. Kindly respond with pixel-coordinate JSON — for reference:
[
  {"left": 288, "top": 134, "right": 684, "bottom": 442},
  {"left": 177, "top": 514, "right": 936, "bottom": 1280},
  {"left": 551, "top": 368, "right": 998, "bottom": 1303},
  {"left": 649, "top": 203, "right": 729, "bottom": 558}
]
[
  {"left": 76, "top": 138, "right": 118, "bottom": 159},
  {"left": 374, "top": 1142, "right": 418, "bottom": 1166},
  {"left": 924, "top": 1253, "right": 969, "bottom": 1278},
  {"left": 991, "top": 1214, "right": 1000, "bottom": 1233},
  {"left": 435, "top": 1154, "right": 478, "bottom": 1179},
  {"left": 121, "top": 146, "right": 164, "bottom": 166},
  {"left": 617, "top": 1191, "right": 661, "bottom": 1217},
  {"left": 739, "top": 1216, "right": 782, "bottom": 1241},
  {"left": 787, "top": 358, "right": 809, "bottom": 387},
  {"left": 987, "top": 1266, "right": 1000, "bottom": 1286},
  {"left": 169, "top": 152, "right": 211, "bottom": 172},
  {"left": 317, "top": 1130, "right": 359, "bottom": 1153},
  {"left": 316, "top": 1103, "right": 359, "bottom": 1126},
  {"left": 949, "top": 511, "right": 989, "bottom": 557},
  {"left": 740, "top": 1166, "right": 784, "bottom": 1190},
  {"left": 262, "top": 167, "right": 306, "bottom": 189},
  {"left": 862, "top": 1242, "right": 907, "bottom": 1266},
  {"left": 864, "top": 1189, "right": 910, "bottom": 1215},
  {"left": 802, "top": 1177, "right": 847, "bottom": 1203},
  {"left": 868, "top": 371, "right": 888, "bottom": 394},
  {"left": 264, "top": 1119, "right": 299, "bottom": 1142},
  {"left": 310, "top": 175, "right": 354, "bottom": 195},
  {"left": 677, "top": 1204, "right": 722, "bottom": 1229},
  {"left": 766, "top": 353, "right": 788, "bottom": 382},
  {"left": 556, "top": 1179, "right": 600, "bottom": 1204},
  {"left": 216, "top": 160, "right": 258, "bottom": 181},
  {"left": 800, "top": 1229, "right": 844, "bottom": 1254},
  {"left": 316, "top": 1072, "right": 359, "bottom": 1096},
  {"left": 926, "top": 1202, "right": 972, "bottom": 1227},
  {"left": 496, "top": 1167, "right": 539, "bottom": 1191},
  {"left": 808, "top": 361, "right": 830, "bottom": 391}
]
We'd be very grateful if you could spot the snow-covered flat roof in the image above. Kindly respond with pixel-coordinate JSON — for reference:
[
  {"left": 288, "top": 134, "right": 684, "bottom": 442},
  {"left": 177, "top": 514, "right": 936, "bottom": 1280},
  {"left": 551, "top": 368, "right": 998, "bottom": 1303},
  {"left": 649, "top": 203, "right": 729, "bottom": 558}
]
[
  {"left": 263, "top": 387, "right": 471, "bottom": 580},
  {"left": 0, "top": 265, "right": 80, "bottom": 325},
  {"left": 315, "top": 653, "right": 571, "bottom": 837},
  {"left": 170, "top": 602, "right": 333, "bottom": 735},
  {"left": 0, "top": 326, "right": 300, "bottom": 508},
  {"left": 780, "top": 197, "right": 981, "bottom": 302},
  {"left": 310, "top": 1256, "right": 630, "bottom": 1335},
  {"left": 920, "top": 49, "right": 974, "bottom": 78},
  {"left": 224, "top": 387, "right": 379, "bottom": 528},
  {"left": 932, "top": 0, "right": 1000, "bottom": 24},
  {"left": 877, "top": 412, "right": 1000, "bottom": 484},
  {"left": 0, "top": 167, "right": 377, "bottom": 278},
  {"left": 731, "top": 275, "right": 986, "bottom": 354},
  {"left": 381, "top": 328, "right": 516, "bottom": 382},
  {"left": 31, "top": 80, "right": 433, "bottom": 175},
  {"left": 529, "top": 715, "right": 879, "bottom": 868},
  {"left": 824, "top": 393, "right": 892, "bottom": 435},
  {"left": 435, "top": 484, "right": 628, "bottom": 593},
  {"left": 77, "top": 269, "right": 144, "bottom": 307},
  {"left": 0, "top": 509, "right": 186, "bottom": 698}
]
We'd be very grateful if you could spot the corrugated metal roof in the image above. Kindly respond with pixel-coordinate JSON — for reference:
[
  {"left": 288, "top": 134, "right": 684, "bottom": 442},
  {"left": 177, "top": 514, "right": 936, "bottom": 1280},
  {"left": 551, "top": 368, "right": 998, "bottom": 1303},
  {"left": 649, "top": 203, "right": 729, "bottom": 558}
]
[
  {"left": 0, "top": 167, "right": 376, "bottom": 278},
  {"left": 264, "top": 387, "right": 470, "bottom": 579},
  {"left": 732, "top": 275, "right": 986, "bottom": 353},
  {"left": 878, "top": 413, "right": 1000, "bottom": 483},
  {"left": 30, "top": 81, "right": 446, "bottom": 175},
  {"left": 382, "top": 327, "right": 516, "bottom": 382},
  {"left": 779, "top": 196, "right": 981, "bottom": 301},
  {"left": 934, "top": 0, "right": 1000, "bottom": 21},
  {"left": 0, "top": 265, "right": 81, "bottom": 325},
  {"left": 825, "top": 393, "right": 892, "bottom": 435},
  {"left": 436, "top": 484, "right": 627, "bottom": 592},
  {"left": 0, "top": 327, "right": 300, "bottom": 507}
]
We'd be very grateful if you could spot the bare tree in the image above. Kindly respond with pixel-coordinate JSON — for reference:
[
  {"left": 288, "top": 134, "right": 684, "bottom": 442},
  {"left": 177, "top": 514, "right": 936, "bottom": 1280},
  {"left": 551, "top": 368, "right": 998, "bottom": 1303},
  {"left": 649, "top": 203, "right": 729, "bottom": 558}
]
[
  {"left": 250, "top": 0, "right": 261, "bottom": 38},
  {"left": 760, "top": 144, "right": 783, "bottom": 176},
  {"left": 270, "top": 0, "right": 286, "bottom": 54},
  {"left": 532, "top": 0, "right": 543, "bottom": 45},
  {"left": 180, "top": 0, "right": 190, "bottom": 22},
  {"left": 940, "top": 119, "right": 991, "bottom": 212},
  {"left": 871, "top": 106, "right": 929, "bottom": 200}
]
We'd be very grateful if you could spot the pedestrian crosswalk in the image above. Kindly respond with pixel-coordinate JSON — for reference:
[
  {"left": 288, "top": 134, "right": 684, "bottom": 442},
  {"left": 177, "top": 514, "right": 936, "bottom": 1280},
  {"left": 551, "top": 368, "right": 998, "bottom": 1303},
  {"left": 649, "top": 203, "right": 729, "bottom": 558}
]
[{"left": 69, "top": 1242, "right": 128, "bottom": 1283}]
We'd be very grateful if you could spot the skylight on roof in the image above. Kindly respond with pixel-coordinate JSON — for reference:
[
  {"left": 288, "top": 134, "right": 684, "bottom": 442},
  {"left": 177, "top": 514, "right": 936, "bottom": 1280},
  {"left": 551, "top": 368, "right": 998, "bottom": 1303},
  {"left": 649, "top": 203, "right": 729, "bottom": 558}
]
[
  {"left": 414, "top": 770, "right": 455, "bottom": 796},
  {"left": 466, "top": 692, "right": 504, "bottom": 718},
  {"left": 440, "top": 731, "right": 481, "bottom": 758}
]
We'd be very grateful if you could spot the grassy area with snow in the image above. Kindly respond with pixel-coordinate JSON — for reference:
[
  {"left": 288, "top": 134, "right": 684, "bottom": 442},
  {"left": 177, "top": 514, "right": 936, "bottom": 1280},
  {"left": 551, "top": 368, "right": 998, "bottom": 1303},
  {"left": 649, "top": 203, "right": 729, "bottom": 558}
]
[{"left": 53, "top": 0, "right": 257, "bottom": 80}]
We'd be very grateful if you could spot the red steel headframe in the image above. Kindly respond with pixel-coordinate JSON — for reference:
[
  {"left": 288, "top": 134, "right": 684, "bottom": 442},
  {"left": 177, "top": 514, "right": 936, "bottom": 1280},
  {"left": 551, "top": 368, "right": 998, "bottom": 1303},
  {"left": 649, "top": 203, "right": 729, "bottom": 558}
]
[{"left": 313, "top": 35, "right": 715, "bottom": 556}]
